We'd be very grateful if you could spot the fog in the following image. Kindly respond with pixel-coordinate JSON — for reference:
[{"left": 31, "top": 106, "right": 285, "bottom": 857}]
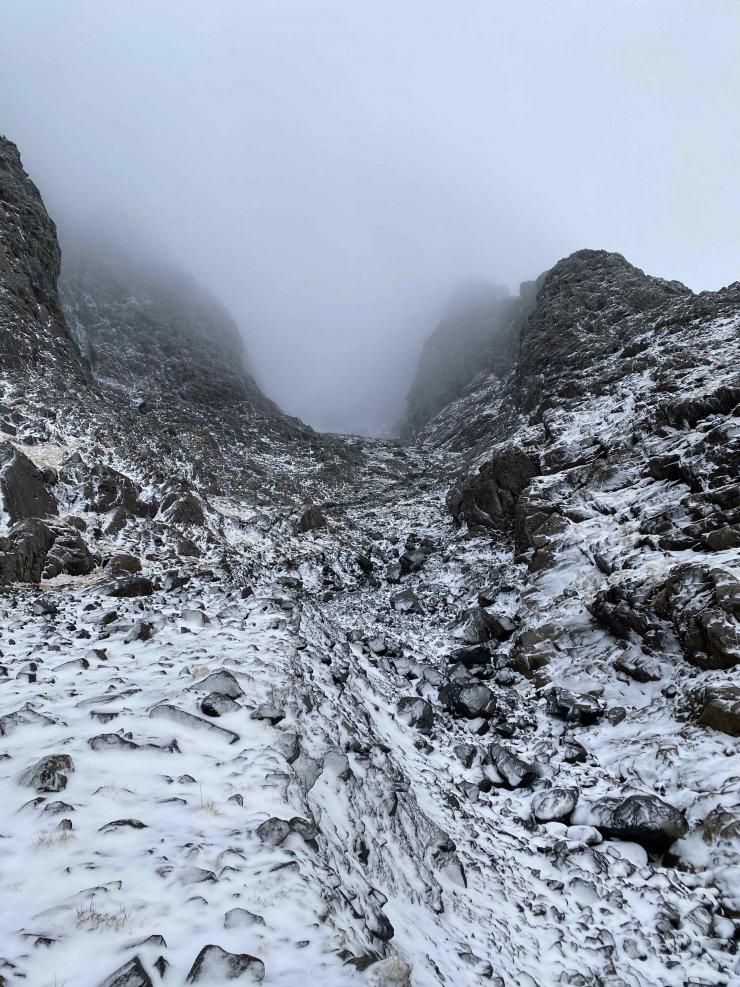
[{"left": 2, "top": 1, "right": 739, "bottom": 432}]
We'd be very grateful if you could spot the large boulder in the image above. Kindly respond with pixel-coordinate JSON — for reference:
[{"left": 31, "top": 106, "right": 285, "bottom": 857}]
[
  {"left": 161, "top": 491, "right": 205, "bottom": 526},
  {"left": 80, "top": 462, "right": 149, "bottom": 517},
  {"left": 693, "top": 686, "right": 740, "bottom": 738},
  {"left": 0, "top": 517, "right": 55, "bottom": 583},
  {"left": 486, "top": 742, "right": 536, "bottom": 789},
  {"left": 0, "top": 518, "right": 96, "bottom": 585},
  {"left": 452, "top": 607, "right": 515, "bottom": 645},
  {"left": 186, "top": 945, "right": 264, "bottom": 982},
  {"left": 397, "top": 697, "right": 434, "bottom": 732},
  {"left": 0, "top": 441, "right": 57, "bottom": 521},
  {"left": 531, "top": 787, "right": 579, "bottom": 823},
  {"left": 43, "top": 527, "right": 97, "bottom": 578},
  {"left": 655, "top": 564, "right": 740, "bottom": 670},
  {"left": 294, "top": 505, "right": 327, "bottom": 534},
  {"left": 391, "top": 588, "right": 423, "bottom": 614},
  {"left": 19, "top": 753, "right": 75, "bottom": 792},
  {"left": 545, "top": 687, "right": 604, "bottom": 726},
  {"left": 591, "top": 794, "right": 688, "bottom": 853},
  {"left": 438, "top": 682, "right": 496, "bottom": 720},
  {"left": 447, "top": 444, "right": 538, "bottom": 531}
]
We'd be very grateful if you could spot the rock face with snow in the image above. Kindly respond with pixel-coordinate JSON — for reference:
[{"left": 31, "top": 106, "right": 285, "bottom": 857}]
[{"left": 0, "top": 133, "right": 739, "bottom": 986}]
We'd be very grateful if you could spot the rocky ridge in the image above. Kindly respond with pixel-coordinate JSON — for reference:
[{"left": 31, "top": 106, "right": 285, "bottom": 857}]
[{"left": 0, "top": 133, "right": 739, "bottom": 987}]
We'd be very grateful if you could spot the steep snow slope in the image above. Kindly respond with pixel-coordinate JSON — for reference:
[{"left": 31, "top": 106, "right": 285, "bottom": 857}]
[{"left": 0, "top": 132, "right": 739, "bottom": 987}]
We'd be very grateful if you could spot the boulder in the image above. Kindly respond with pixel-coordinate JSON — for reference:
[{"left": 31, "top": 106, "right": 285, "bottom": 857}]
[
  {"left": 438, "top": 682, "right": 496, "bottom": 720},
  {"left": 270, "top": 734, "right": 300, "bottom": 768},
  {"left": 655, "top": 563, "right": 740, "bottom": 669},
  {"left": 545, "top": 687, "right": 604, "bottom": 726},
  {"left": 186, "top": 945, "right": 264, "bottom": 982},
  {"left": 487, "top": 743, "right": 536, "bottom": 789},
  {"left": 294, "top": 505, "right": 327, "bottom": 534},
  {"left": 105, "top": 575, "right": 154, "bottom": 597},
  {"left": 108, "top": 552, "right": 142, "bottom": 574},
  {"left": 124, "top": 620, "right": 155, "bottom": 643},
  {"left": 0, "top": 441, "right": 57, "bottom": 521},
  {"left": 19, "top": 753, "right": 74, "bottom": 792},
  {"left": 250, "top": 704, "right": 285, "bottom": 724},
  {"left": 83, "top": 464, "right": 148, "bottom": 517},
  {"left": 189, "top": 670, "right": 243, "bottom": 698},
  {"left": 453, "top": 607, "right": 514, "bottom": 645},
  {"left": 593, "top": 794, "right": 688, "bottom": 853},
  {"left": 397, "top": 697, "right": 434, "bottom": 732},
  {"left": 399, "top": 546, "right": 432, "bottom": 574},
  {"left": 149, "top": 704, "right": 239, "bottom": 744},
  {"left": 163, "top": 492, "right": 205, "bottom": 526},
  {"left": 447, "top": 445, "right": 538, "bottom": 531},
  {"left": 695, "top": 686, "right": 740, "bottom": 737},
  {"left": 0, "top": 518, "right": 55, "bottom": 583},
  {"left": 43, "top": 527, "right": 97, "bottom": 578},
  {"left": 449, "top": 645, "right": 493, "bottom": 669},
  {"left": 531, "top": 787, "right": 579, "bottom": 823},
  {"left": 391, "top": 588, "right": 423, "bottom": 614},
  {"left": 201, "top": 692, "right": 241, "bottom": 717},
  {"left": 98, "top": 956, "right": 153, "bottom": 987},
  {"left": 255, "top": 815, "right": 317, "bottom": 846}
]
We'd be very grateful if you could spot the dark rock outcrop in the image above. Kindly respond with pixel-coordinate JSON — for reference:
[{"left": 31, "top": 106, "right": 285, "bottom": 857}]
[{"left": 0, "top": 442, "right": 57, "bottom": 521}]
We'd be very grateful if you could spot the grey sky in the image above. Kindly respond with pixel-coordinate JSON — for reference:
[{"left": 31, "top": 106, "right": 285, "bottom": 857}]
[{"left": 2, "top": 1, "right": 738, "bottom": 432}]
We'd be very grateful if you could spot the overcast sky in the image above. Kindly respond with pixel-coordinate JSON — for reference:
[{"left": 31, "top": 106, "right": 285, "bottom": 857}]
[{"left": 2, "top": 1, "right": 739, "bottom": 432}]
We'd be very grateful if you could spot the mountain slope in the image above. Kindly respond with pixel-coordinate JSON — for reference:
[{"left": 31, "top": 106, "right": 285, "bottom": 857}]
[
  {"left": 60, "top": 246, "right": 272, "bottom": 408},
  {"left": 0, "top": 132, "right": 739, "bottom": 987}
]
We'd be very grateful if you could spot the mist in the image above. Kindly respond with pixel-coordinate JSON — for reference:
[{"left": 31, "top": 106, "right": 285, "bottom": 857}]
[{"left": 2, "top": 0, "right": 738, "bottom": 433}]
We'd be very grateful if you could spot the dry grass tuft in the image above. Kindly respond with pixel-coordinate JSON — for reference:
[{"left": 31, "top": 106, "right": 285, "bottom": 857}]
[
  {"left": 33, "top": 832, "right": 76, "bottom": 850},
  {"left": 75, "top": 903, "right": 132, "bottom": 932},
  {"left": 199, "top": 786, "right": 223, "bottom": 816}
]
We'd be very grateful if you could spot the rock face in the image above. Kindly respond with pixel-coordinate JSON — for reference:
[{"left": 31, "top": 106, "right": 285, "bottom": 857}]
[
  {"left": 0, "top": 135, "right": 739, "bottom": 987},
  {"left": 403, "top": 280, "right": 517, "bottom": 432},
  {"left": 0, "top": 137, "right": 84, "bottom": 373},
  {"left": 60, "top": 246, "right": 272, "bottom": 408}
]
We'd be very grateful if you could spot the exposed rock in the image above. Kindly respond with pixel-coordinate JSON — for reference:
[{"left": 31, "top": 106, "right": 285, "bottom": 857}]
[
  {"left": 294, "top": 505, "right": 327, "bottom": 533},
  {"left": 545, "top": 687, "right": 604, "bottom": 726},
  {"left": 43, "top": 526, "right": 97, "bottom": 578},
  {"left": 108, "top": 552, "right": 142, "bottom": 574},
  {"left": 447, "top": 445, "right": 538, "bottom": 532},
  {"left": 98, "top": 956, "right": 153, "bottom": 987},
  {"left": 224, "top": 908, "right": 265, "bottom": 929},
  {"left": 0, "top": 441, "right": 57, "bottom": 521},
  {"left": 186, "top": 944, "right": 265, "bottom": 982},
  {"left": 592, "top": 794, "right": 688, "bottom": 853},
  {"left": 273, "top": 732, "right": 300, "bottom": 764},
  {"left": 149, "top": 704, "right": 239, "bottom": 744},
  {"left": 487, "top": 743, "right": 536, "bottom": 789},
  {"left": 453, "top": 607, "right": 513, "bottom": 644},
  {"left": 397, "top": 697, "right": 434, "bottom": 732},
  {"left": 438, "top": 682, "right": 496, "bottom": 720},
  {"left": 124, "top": 620, "right": 155, "bottom": 643},
  {"left": 250, "top": 704, "right": 285, "bottom": 724},
  {"left": 0, "top": 518, "right": 56, "bottom": 584},
  {"left": 531, "top": 787, "right": 579, "bottom": 823},
  {"left": 695, "top": 686, "right": 740, "bottom": 737},
  {"left": 201, "top": 692, "right": 241, "bottom": 717},
  {"left": 19, "top": 753, "right": 74, "bottom": 792},
  {"left": 391, "top": 588, "right": 423, "bottom": 614},
  {"left": 189, "top": 670, "right": 243, "bottom": 698},
  {"left": 105, "top": 574, "right": 154, "bottom": 598},
  {"left": 655, "top": 563, "right": 740, "bottom": 669}
]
